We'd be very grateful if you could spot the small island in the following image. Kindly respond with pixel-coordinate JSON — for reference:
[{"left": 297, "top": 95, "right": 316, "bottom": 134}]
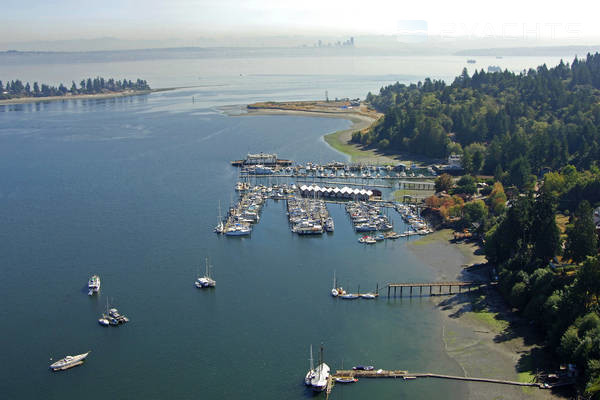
[{"left": 0, "top": 76, "right": 153, "bottom": 105}]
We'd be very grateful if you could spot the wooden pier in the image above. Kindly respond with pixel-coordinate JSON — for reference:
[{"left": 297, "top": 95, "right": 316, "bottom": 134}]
[
  {"left": 386, "top": 281, "right": 485, "bottom": 297},
  {"left": 325, "top": 368, "right": 555, "bottom": 399}
]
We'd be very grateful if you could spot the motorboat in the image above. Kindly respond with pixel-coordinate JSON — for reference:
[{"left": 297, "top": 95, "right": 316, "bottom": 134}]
[
  {"left": 352, "top": 365, "right": 374, "bottom": 371},
  {"left": 360, "top": 293, "right": 377, "bottom": 299},
  {"left": 358, "top": 236, "right": 376, "bottom": 244},
  {"left": 88, "top": 275, "right": 100, "bottom": 295},
  {"left": 335, "top": 377, "right": 358, "bottom": 383},
  {"left": 49, "top": 351, "right": 90, "bottom": 371}
]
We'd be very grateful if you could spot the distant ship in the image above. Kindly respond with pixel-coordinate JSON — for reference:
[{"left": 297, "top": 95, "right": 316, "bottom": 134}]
[
  {"left": 88, "top": 275, "right": 100, "bottom": 296},
  {"left": 49, "top": 351, "right": 90, "bottom": 371},
  {"left": 467, "top": 59, "right": 476, "bottom": 64}
]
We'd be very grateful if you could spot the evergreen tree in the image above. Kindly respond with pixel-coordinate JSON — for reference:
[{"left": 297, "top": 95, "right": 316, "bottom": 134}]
[{"left": 565, "top": 201, "right": 599, "bottom": 263}]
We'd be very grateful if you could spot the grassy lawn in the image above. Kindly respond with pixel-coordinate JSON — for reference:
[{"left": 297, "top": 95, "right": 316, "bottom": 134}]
[
  {"left": 323, "top": 130, "right": 380, "bottom": 161},
  {"left": 467, "top": 310, "right": 510, "bottom": 333}
]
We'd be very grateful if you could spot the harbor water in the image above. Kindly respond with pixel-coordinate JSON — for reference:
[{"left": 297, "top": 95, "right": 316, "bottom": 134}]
[{"left": 0, "top": 54, "right": 572, "bottom": 399}]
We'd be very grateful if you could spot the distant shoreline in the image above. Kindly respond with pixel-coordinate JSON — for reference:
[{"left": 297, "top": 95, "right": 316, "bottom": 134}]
[
  {"left": 0, "top": 87, "right": 174, "bottom": 106},
  {"left": 242, "top": 101, "right": 401, "bottom": 163}
]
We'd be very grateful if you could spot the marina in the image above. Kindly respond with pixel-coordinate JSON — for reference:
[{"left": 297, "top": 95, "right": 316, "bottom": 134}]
[{"left": 286, "top": 196, "right": 332, "bottom": 235}]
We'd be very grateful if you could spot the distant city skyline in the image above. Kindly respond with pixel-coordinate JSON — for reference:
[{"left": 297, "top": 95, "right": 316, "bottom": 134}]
[{"left": 3, "top": 0, "right": 600, "bottom": 47}]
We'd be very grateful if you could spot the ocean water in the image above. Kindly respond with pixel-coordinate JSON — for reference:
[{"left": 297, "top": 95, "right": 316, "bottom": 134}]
[{"left": 0, "top": 54, "right": 569, "bottom": 399}]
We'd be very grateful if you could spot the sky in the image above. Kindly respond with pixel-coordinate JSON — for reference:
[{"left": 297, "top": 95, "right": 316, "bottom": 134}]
[{"left": 3, "top": 0, "right": 600, "bottom": 45}]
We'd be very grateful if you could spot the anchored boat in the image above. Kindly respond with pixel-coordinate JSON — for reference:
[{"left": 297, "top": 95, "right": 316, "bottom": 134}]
[
  {"left": 88, "top": 275, "right": 100, "bottom": 296},
  {"left": 195, "top": 258, "right": 216, "bottom": 288},
  {"left": 49, "top": 351, "right": 90, "bottom": 371}
]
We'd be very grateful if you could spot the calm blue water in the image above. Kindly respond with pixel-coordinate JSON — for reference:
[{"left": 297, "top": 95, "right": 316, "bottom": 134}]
[{"left": 1, "top": 54, "right": 568, "bottom": 399}]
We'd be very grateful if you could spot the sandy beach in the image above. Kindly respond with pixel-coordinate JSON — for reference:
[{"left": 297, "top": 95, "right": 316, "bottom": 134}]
[
  {"left": 408, "top": 230, "right": 566, "bottom": 400},
  {"left": 240, "top": 101, "right": 410, "bottom": 164}
]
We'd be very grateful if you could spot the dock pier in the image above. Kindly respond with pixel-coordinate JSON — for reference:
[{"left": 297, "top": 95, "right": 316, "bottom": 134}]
[
  {"left": 325, "top": 368, "right": 559, "bottom": 399},
  {"left": 386, "top": 282, "right": 485, "bottom": 298}
]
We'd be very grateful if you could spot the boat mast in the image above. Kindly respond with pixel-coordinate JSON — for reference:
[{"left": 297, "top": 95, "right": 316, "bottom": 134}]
[
  {"left": 332, "top": 270, "right": 336, "bottom": 289},
  {"left": 309, "top": 344, "right": 314, "bottom": 371}
]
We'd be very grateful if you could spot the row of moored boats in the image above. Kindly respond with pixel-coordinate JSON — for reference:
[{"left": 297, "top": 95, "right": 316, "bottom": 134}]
[{"left": 287, "top": 196, "right": 334, "bottom": 235}]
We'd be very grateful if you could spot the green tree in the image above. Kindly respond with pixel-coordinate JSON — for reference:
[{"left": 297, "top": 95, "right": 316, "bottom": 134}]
[
  {"left": 463, "top": 143, "right": 486, "bottom": 174},
  {"left": 565, "top": 201, "right": 599, "bottom": 263},
  {"left": 508, "top": 157, "right": 534, "bottom": 190},
  {"left": 463, "top": 200, "right": 488, "bottom": 225},
  {"left": 531, "top": 192, "right": 561, "bottom": 262},
  {"left": 454, "top": 175, "right": 477, "bottom": 195}
]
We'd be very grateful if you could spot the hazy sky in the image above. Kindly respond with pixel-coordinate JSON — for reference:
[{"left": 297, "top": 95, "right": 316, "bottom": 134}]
[{"left": 3, "top": 0, "right": 600, "bottom": 43}]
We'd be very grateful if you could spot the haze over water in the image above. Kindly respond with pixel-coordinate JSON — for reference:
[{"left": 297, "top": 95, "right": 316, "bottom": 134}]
[{"left": 0, "top": 53, "right": 572, "bottom": 399}]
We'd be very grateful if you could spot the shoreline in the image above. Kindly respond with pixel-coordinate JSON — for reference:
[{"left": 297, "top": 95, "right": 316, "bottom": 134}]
[
  {"left": 241, "top": 101, "right": 409, "bottom": 163},
  {"left": 0, "top": 87, "right": 174, "bottom": 106},
  {"left": 408, "top": 230, "right": 563, "bottom": 400}
]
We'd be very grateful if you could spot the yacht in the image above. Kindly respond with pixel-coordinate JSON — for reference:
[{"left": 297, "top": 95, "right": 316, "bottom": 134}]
[
  {"left": 358, "top": 235, "right": 376, "bottom": 244},
  {"left": 49, "top": 351, "right": 90, "bottom": 371},
  {"left": 225, "top": 224, "right": 251, "bottom": 236},
  {"left": 304, "top": 345, "right": 316, "bottom": 386},
  {"left": 309, "top": 345, "right": 330, "bottom": 392},
  {"left": 88, "top": 275, "right": 100, "bottom": 295},
  {"left": 324, "top": 217, "right": 334, "bottom": 232},
  {"left": 196, "top": 258, "right": 216, "bottom": 288}
]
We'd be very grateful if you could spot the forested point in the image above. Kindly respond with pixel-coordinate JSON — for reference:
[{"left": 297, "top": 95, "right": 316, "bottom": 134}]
[
  {"left": 398, "top": 54, "right": 600, "bottom": 397},
  {"left": 0, "top": 77, "right": 150, "bottom": 99},
  {"left": 355, "top": 53, "right": 600, "bottom": 177}
]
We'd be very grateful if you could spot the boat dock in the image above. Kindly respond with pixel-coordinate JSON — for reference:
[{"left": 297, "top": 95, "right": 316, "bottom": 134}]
[
  {"left": 387, "top": 281, "right": 485, "bottom": 297},
  {"left": 325, "top": 368, "right": 558, "bottom": 399}
]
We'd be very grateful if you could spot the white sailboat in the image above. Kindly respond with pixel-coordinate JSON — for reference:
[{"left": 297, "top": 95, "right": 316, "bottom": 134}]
[
  {"left": 195, "top": 257, "right": 216, "bottom": 288},
  {"left": 331, "top": 270, "right": 346, "bottom": 297},
  {"left": 310, "top": 345, "right": 330, "bottom": 392},
  {"left": 304, "top": 344, "right": 315, "bottom": 385},
  {"left": 214, "top": 201, "right": 224, "bottom": 234}
]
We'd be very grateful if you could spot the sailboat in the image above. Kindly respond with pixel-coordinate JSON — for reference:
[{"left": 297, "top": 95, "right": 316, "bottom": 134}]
[
  {"left": 330, "top": 270, "right": 346, "bottom": 297},
  {"left": 214, "top": 201, "right": 224, "bottom": 234},
  {"left": 304, "top": 344, "right": 316, "bottom": 386},
  {"left": 309, "top": 344, "right": 330, "bottom": 392},
  {"left": 340, "top": 285, "right": 359, "bottom": 299},
  {"left": 98, "top": 297, "right": 110, "bottom": 326},
  {"left": 195, "top": 257, "right": 216, "bottom": 288}
]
